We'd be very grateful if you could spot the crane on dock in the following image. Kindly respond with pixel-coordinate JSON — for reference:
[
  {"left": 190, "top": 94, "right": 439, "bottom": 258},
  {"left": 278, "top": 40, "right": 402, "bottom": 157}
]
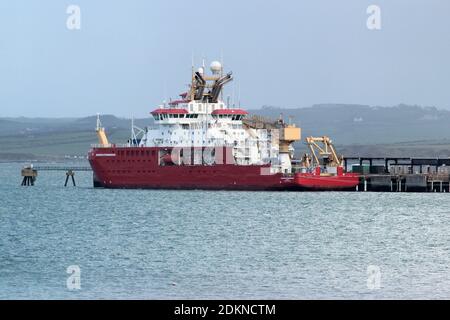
[{"left": 304, "top": 136, "right": 344, "bottom": 168}]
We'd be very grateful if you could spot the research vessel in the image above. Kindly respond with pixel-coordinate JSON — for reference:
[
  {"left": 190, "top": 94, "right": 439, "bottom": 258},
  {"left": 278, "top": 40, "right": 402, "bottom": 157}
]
[{"left": 88, "top": 61, "right": 359, "bottom": 190}]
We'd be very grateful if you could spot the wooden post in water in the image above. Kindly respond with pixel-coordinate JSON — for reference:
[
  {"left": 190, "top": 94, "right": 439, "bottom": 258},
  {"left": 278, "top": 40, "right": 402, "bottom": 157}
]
[
  {"left": 64, "top": 170, "right": 76, "bottom": 187},
  {"left": 21, "top": 167, "right": 38, "bottom": 186}
]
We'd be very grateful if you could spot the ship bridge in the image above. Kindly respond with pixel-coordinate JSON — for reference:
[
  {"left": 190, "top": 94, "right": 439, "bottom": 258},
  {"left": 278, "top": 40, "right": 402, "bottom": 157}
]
[{"left": 150, "top": 61, "right": 246, "bottom": 125}]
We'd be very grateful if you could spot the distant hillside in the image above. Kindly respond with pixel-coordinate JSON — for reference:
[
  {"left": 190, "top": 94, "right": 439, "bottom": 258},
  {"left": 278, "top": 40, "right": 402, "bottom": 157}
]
[
  {"left": 0, "top": 115, "right": 147, "bottom": 137},
  {"left": 0, "top": 115, "right": 140, "bottom": 160},
  {"left": 339, "top": 141, "right": 450, "bottom": 158},
  {"left": 1, "top": 104, "right": 450, "bottom": 160}
]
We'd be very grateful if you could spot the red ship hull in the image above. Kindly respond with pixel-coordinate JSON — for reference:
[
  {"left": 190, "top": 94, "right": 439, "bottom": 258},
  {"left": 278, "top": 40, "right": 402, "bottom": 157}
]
[
  {"left": 88, "top": 147, "right": 297, "bottom": 191},
  {"left": 88, "top": 147, "right": 360, "bottom": 191},
  {"left": 294, "top": 173, "right": 360, "bottom": 191}
]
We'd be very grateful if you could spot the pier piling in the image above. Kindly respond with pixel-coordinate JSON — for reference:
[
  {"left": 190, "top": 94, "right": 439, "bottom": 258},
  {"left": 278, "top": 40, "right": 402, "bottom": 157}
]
[
  {"left": 21, "top": 167, "right": 37, "bottom": 186},
  {"left": 64, "top": 170, "right": 76, "bottom": 187}
]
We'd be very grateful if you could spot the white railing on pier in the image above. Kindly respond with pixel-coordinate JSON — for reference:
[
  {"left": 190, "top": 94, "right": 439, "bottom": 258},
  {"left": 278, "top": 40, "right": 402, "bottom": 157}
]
[{"left": 32, "top": 166, "right": 92, "bottom": 171}]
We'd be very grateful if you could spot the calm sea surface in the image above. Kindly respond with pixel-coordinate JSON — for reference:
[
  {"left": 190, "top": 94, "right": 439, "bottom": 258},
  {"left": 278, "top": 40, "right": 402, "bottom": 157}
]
[{"left": 0, "top": 162, "right": 449, "bottom": 299}]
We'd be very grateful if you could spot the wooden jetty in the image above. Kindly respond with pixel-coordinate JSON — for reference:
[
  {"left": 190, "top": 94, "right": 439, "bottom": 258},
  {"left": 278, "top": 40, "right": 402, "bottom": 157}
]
[{"left": 20, "top": 165, "right": 92, "bottom": 187}]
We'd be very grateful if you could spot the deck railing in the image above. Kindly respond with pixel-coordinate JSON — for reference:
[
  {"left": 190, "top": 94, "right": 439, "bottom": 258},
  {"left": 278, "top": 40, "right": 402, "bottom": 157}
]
[{"left": 90, "top": 144, "right": 130, "bottom": 148}]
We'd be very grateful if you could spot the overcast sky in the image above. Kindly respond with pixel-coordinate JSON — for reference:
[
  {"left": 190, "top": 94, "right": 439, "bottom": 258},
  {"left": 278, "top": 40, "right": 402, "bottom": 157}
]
[{"left": 0, "top": 0, "right": 449, "bottom": 117}]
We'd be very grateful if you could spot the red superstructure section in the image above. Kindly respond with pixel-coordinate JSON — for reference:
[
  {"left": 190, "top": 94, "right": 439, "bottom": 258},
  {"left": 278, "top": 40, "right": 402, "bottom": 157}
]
[
  {"left": 88, "top": 147, "right": 298, "bottom": 191},
  {"left": 150, "top": 108, "right": 188, "bottom": 114}
]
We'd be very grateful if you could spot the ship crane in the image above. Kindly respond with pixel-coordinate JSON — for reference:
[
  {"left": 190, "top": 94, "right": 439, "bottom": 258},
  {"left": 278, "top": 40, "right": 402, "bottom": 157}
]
[
  {"left": 305, "top": 136, "right": 343, "bottom": 168},
  {"left": 96, "top": 114, "right": 110, "bottom": 146}
]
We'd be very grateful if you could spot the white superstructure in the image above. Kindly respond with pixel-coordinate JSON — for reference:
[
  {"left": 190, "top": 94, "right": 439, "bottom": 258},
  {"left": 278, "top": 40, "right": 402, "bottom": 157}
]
[{"left": 132, "top": 61, "right": 300, "bottom": 171}]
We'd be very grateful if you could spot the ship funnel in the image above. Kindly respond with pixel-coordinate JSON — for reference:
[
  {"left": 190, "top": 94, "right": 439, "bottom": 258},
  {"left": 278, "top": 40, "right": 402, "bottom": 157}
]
[{"left": 210, "top": 72, "right": 233, "bottom": 103}]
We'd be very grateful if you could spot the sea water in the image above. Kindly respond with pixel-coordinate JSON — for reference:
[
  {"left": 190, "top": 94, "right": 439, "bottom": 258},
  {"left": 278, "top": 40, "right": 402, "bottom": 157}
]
[{"left": 0, "top": 162, "right": 449, "bottom": 299}]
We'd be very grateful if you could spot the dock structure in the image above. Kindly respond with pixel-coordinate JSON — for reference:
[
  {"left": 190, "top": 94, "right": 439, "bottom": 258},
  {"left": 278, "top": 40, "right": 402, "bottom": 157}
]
[
  {"left": 20, "top": 165, "right": 92, "bottom": 187},
  {"left": 357, "top": 174, "right": 449, "bottom": 192},
  {"left": 19, "top": 158, "right": 450, "bottom": 192},
  {"left": 343, "top": 157, "right": 450, "bottom": 193},
  {"left": 344, "top": 157, "right": 450, "bottom": 173},
  {"left": 64, "top": 170, "right": 76, "bottom": 187}
]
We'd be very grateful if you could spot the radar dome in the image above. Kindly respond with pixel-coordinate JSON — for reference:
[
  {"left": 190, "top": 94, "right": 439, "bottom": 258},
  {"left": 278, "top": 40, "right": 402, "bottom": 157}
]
[{"left": 210, "top": 61, "right": 222, "bottom": 74}]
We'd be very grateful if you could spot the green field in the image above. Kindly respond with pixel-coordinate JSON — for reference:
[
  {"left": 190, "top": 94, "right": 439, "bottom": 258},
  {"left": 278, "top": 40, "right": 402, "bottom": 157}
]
[{"left": 0, "top": 129, "right": 130, "bottom": 160}]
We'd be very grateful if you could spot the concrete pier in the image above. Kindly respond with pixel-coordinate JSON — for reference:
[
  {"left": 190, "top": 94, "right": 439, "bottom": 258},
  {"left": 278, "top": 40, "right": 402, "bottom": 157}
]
[
  {"left": 345, "top": 156, "right": 450, "bottom": 193},
  {"left": 356, "top": 174, "right": 449, "bottom": 193}
]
